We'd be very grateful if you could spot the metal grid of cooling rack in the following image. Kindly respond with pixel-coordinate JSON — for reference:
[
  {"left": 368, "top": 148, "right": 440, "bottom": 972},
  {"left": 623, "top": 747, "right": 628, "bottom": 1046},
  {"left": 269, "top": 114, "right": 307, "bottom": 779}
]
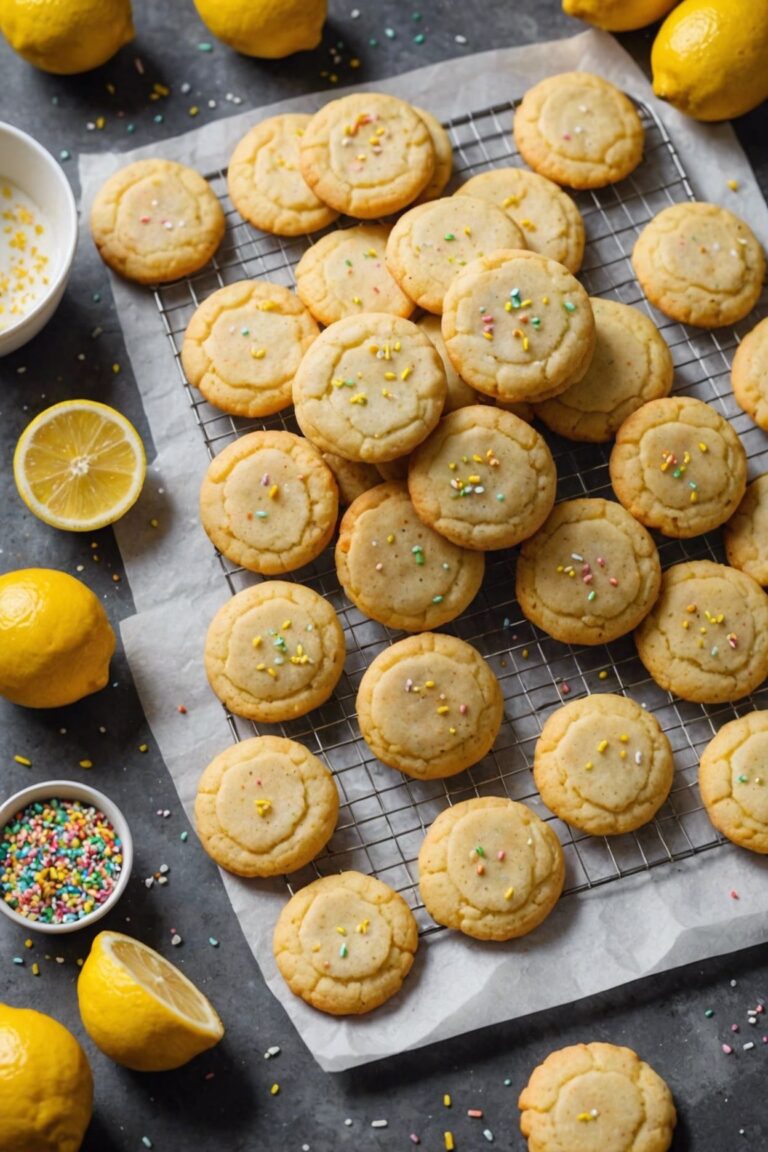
[{"left": 154, "top": 99, "right": 768, "bottom": 935}]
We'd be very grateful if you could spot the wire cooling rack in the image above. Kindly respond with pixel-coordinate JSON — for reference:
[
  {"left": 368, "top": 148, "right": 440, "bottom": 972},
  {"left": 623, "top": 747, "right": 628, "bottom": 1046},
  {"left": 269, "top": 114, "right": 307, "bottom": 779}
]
[{"left": 154, "top": 99, "right": 768, "bottom": 934}]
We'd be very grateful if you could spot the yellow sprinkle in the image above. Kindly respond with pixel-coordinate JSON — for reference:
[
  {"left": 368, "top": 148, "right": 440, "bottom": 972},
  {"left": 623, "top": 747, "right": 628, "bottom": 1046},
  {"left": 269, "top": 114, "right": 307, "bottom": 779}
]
[
  {"left": 267, "top": 667, "right": 278, "bottom": 679},
  {"left": 597, "top": 740, "right": 608, "bottom": 753},
  {"left": 620, "top": 734, "right": 629, "bottom": 743},
  {"left": 502, "top": 194, "right": 520, "bottom": 208},
  {"left": 13, "top": 755, "right": 32, "bottom": 767},
  {"left": 24, "top": 939, "right": 33, "bottom": 949},
  {"left": 369, "top": 344, "right": 379, "bottom": 354},
  {"left": 436, "top": 705, "right": 450, "bottom": 715},
  {"left": 356, "top": 919, "right": 370, "bottom": 934},
  {"left": 384, "top": 371, "right": 396, "bottom": 380},
  {"left": 468, "top": 474, "right": 481, "bottom": 484},
  {"left": 296, "top": 644, "right": 304, "bottom": 656},
  {"left": 270, "top": 1083, "right": 280, "bottom": 1096},
  {"left": 698, "top": 442, "right": 708, "bottom": 453},
  {"left": 95, "top": 116, "right": 106, "bottom": 129},
  {"left": 255, "top": 799, "right": 272, "bottom": 817},
  {"left": 728, "top": 179, "right": 740, "bottom": 191},
  {"left": 252, "top": 635, "right": 263, "bottom": 649},
  {"left": 522, "top": 336, "right": 530, "bottom": 351},
  {"left": 189, "top": 106, "right": 199, "bottom": 117},
  {"left": 32, "top": 963, "right": 40, "bottom": 977},
  {"left": 505, "top": 300, "right": 513, "bottom": 312},
  {"left": 311, "top": 943, "right": 321, "bottom": 952},
  {"left": 349, "top": 393, "right": 367, "bottom": 405},
  {"left": 584, "top": 762, "right": 593, "bottom": 771},
  {"left": 444, "top": 1134, "right": 455, "bottom": 1152},
  {"left": 381, "top": 388, "right": 391, "bottom": 398},
  {"left": 425, "top": 680, "right": 435, "bottom": 689},
  {"left": 250, "top": 347, "right": 266, "bottom": 359},
  {"left": 504, "top": 887, "right": 515, "bottom": 900},
  {"left": 394, "top": 341, "right": 401, "bottom": 352},
  {"left": 483, "top": 331, "right": 493, "bottom": 340},
  {"left": 542, "top": 295, "right": 549, "bottom": 304},
  {"left": 448, "top": 461, "right": 457, "bottom": 470},
  {"left": 522, "top": 648, "right": 529, "bottom": 659},
  {"left": 258, "top": 300, "right": 277, "bottom": 312},
  {"left": 139, "top": 743, "right": 149, "bottom": 753},
  {"left": 352, "top": 295, "right": 362, "bottom": 304},
  {"left": 449, "top": 726, "right": 457, "bottom": 734},
  {"left": 268, "top": 484, "right": 279, "bottom": 500},
  {"left": 79, "top": 760, "right": 93, "bottom": 769},
  {"left": 256, "top": 662, "right": 267, "bottom": 671},
  {"left": 577, "top": 1112, "right": 595, "bottom": 1122},
  {"left": 520, "top": 219, "right": 536, "bottom": 230},
  {"left": 443, "top": 1094, "right": 452, "bottom": 1107},
  {"left": 282, "top": 620, "right": 291, "bottom": 630},
  {"left": 463, "top": 226, "right": 472, "bottom": 236},
  {"left": 366, "top": 248, "right": 378, "bottom": 257},
  {"left": 690, "top": 491, "right": 698, "bottom": 503},
  {"left": 111, "top": 363, "right": 121, "bottom": 374},
  {"left": 331, "top": 377, "right": 344, "bottom": 388},
  {"left": 401, "top": 365, "right": 412, "bottom": 380},
  {"left": 682, "top": 620, "right": 689, "bottom": 629},
  {"left": 620, "top": 750, "right": 627, "bottom": 760},
  {"left": 336, "top": 926, "right": 347, "bottom": 935},
  {"left": 386, "top": 533, "right": 395, "bottom": 543},
  {"left": 598, "top": 671, "right": 608, "bottom": 680}
]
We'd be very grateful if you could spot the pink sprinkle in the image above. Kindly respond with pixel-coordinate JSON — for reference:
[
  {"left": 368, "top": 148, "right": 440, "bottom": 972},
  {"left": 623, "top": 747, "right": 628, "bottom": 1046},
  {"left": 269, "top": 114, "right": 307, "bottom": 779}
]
[
  {"left": 757, "top": 1005, "right": 765, "bottom": 1015},
  {"left": 582, "top": 573, "right": 593, "bottom": 584},
  {"left": 459, "top": 704, "right": 468, "bottom": 715},
  {"left": 261, "top": 473, "right": 270, "bottom": 486},
  {"left": 375, "top": 562, "right": 383, "bottom": 571},
  {"left": 468, "top": 1109, "right": 483, "bottom": 1118},
  {"left": 609, "top": 577, "right": 619, "bottom": 587},
  {"left": 722, "top": 1044, "right": 734, "bottom": 1054},
  {"left": 730, "top": 890, "right": 740, "bottom": 900},
  {"left": 482, "top": 314, "right": 493, "bottom": 322},
  {"left": 497, "top": 850, "right": 506, "bottom": 861},
  {"left": 763, "top": 1037, "right": 768, "bottom": 1044},
  {"left": 405, "top": 678, "right": 414, "bottom": 693},
  {"left": 731, "top": 1024, "right": 740, "bottom": 1033},
  {"left": 597, "top": 556, "right": 606, "bottom": 567},
  {"left": 563, "top": 133, "right": 571, "bottom": 140},
  {"left": 140, "top": 215, "right": 151, "bottom": 223},
  {"left": 204, "top": 1072, "right": 215, "bottom": 1081},
  {"left": 562, "top": 682, "right": 571, "bottom": 695}
]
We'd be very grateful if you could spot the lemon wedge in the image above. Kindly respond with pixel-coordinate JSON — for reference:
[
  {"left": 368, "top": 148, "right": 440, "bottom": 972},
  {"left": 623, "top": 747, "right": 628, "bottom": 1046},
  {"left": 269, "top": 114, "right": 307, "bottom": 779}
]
[
  {"left": 77, "top": 930, "right": 224, "bottom": 1071},
  {"left": 14, "top": 399, "right": 146, "bottom": 531}
]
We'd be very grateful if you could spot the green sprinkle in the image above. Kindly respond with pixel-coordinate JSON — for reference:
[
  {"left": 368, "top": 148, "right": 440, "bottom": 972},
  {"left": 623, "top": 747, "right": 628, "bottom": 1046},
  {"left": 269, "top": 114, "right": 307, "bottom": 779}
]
[
  {"left": 126, "top": 123, "right": 135, "bottom": 134},
  {"left": 504, "top": 1078, "right": 512, "bottom": 1086},
  {"left": 180, "top": 831, "right": 188, "bottom": 842},
  {"left": 432, "top": 595, "right": 444, "bottom": 604},
  {"left": 384, "top": 27, "right": 395, "bottom": 38},
  {"left": 705, "top": 1008, "right": 715, "bottom": 1018},
  {"left": 197, "top": 42, "right": 213, "bottom": 51},
  {"left": 412, "top": 11, "right": 422, "bottom": 19},
  {"left": 711, "top": 645, "right": 719, "bottom": 657},
  {"left": 689, "top": 481, "right": 698, "bottom": 490},
  {"left": 563, "top": 301, "right": 576, "bottom": 312},
  {"left": 475, "top": 845, "right": 486, "bottom": 857},
  {"left": 369, "top": 37, "right": 378, "bottom": 45},
  {"left": 241, "top": 327, "right": 250, "bottom": 336},
  {"left": 256, "top": 510, "right": 268, "bottom": 519},
  {"left": 496, "top": 492, "right": 505, "bottom": 501},
  {"left": 339, "top": 943, "right": 348, "bottom": 957},
  {"left": 92, "top": 293, "right": 101, "bottom": 302},
  {"left": 738, "top": 774, "right": 749, "bottom": 783},
  {"left": 59, "top": 149, "right": 70, "bottom": 161},
  {"left": 208, "top": 937, "right": 219, "bottom": 947},
  {"left": 413, "top": 33, "right": 425, "bottom": 43},
  {"left": 345, "top": 259, "right": 353, "bottom": 267},
  {"left": 587, "top": 590, "right": 596, "bottom": 601},
  {"left": 444, "top": 232, "right": 456, "bottom": 241},
  {"left": 153, "top": 114, "right": 164, "bottom": 123},
  {"left": 12, "top": 957, "right": 23, "bottom": 965},
  {"left": 672, "top": 468, "right": 682, "bottom": 479},
  {"left": 531, "top": 316, "right": 541, "bottom": 327}
]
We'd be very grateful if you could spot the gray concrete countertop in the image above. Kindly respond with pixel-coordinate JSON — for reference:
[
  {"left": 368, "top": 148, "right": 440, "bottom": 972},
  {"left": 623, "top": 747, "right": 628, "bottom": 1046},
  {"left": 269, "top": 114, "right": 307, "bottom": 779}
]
[{"left": 1, "top": 2, "right": 767, "bottom": 1149}]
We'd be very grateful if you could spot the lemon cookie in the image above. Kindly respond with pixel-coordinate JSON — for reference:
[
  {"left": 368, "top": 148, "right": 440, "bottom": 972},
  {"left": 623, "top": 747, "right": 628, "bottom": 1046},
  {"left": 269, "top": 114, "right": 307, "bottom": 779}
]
[
  {"left": 299, "top": 93, "right": 435, "bottom": 219},
  {"left": 411, "top": 107, "right": 453, "bottom": 204},
  {"left": 204, "top": 581, "right": 345, "bottom": 723},
  {"left": 455, "top": 167, "right": 585, "bottom": 272},
  {"left": 441, "top": 249, "right": 596, "bottom": 403},
  {"left": 181, "top": 280, "right": 319, "bottom": 418},
  {"left": 293, "top": 313, "right": 446, "bottom": 463},
  {"left": 724, "top": 475, "right": 768, "bottom": 585},
  {"left": 335, "top": 481, "right": 485, "bottom": 632},
  {"left": 534, "top": 299, "right": 674, "bottom": 442},
  {"left": 516, "top": 498, "right": 661, "bottom": 646},
  {"left": 273, "top": 871, "right": 418, "bottom": 1015},
  {"left": 514, "top": 72, "right": 644, "bottom": 189},
  {"left": 295, "top": 224, "right": 414, "bottom": 327},
  {"left": 635, "top": 560, "right": 768, "bottom": 703},
  {"left": 632, "top": 203, "right": 765, "bottom": 328},
  {"left": 732, "top": 316, "right": 768, "bottom": 430},
  {"left": 417, "top": 314, "right": 478, "bottom": 413},
  {"left": 356, "top": 632, "right": 503, "bottom": 779},
  {"left": 534, "top": 694, "right": 674, "bottom": 836},
  {"left": 321, "top": 453, "right": 381, "bottom": 506},
  {"left": 385, "top": 196, "right": 525, "bottom": 315},
  {"left": 418, "top": 797, "right": 565, "bottom": 941},
  {"left": 519, "top": 1042, "right": 677, "bottom": 1152},
  {"left": 227, "top": 114, "right": 339, "bottom": 237},
  {"left": 699, "top": 711, "right": 768, "bottom": 854},
  {"left": 91, "top": 158, "right": 225, "bottom": 284},
  {"left": 194, "top": 736, "right": 339, "bottom": 877},
  {"left": 408, "top": 404, "right": 556, "bottom": 550},
  {"left": 609, "top": 396, "right": 747, "bottom": 538},
  {"left": 199, "top": 430, "right": 338, "bottom": 574}
]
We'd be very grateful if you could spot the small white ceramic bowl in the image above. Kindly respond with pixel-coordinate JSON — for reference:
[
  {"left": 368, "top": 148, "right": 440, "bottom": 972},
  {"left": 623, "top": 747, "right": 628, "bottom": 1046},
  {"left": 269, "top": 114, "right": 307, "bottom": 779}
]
[
  {"left": 0, "top": 122, "right": 78, "bottom": 356},
  {"left": 0, "top": 780, "right": 133, "bottom": 935}
]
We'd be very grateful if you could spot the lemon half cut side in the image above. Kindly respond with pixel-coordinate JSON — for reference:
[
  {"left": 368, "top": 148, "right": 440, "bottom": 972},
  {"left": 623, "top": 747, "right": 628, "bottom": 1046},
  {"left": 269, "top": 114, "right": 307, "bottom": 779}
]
[{"left": 14, "top": 399, "right": 146, "bottom": 531}]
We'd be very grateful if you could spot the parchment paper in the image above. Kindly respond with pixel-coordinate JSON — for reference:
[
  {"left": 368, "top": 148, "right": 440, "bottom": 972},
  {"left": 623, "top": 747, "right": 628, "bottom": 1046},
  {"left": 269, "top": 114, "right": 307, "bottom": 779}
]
[{"left": 80, "top": 30, "right": 768, "bottom": 1072}]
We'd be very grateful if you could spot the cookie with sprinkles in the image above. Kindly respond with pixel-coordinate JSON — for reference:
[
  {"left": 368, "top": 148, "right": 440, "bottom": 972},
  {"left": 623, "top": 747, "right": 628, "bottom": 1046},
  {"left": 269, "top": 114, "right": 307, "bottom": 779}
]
[
  {"left": 513, "top": 72, "right": 644, "bottom": 189},
  {"left": 519, "top": 1042, "right": 676, "bottom": 1152},
  {"left": 418, "top": 797, "right": 565, "bottom": 940},
  {"left": 292, "top": 312, "right": 447, "bottom": 463},
  {"left": 199, "top": 430, "right": 339, "bottom": 574},
  {"left": 698, "top": 711, "right": 768, "bottom": 854},
  {"left": 356, "top": 632, "right": 504, "bottom": 779},
  {"left": 410, "top": 107, "right": 454, "bottom": 205},
  {"left": 455, "top": 167, "right": 585, "bottom": 273},
  {"left": 181, "top": 280, "right": 319, "bottom": 418},
  {"left": 732, "top": 316, "right": 768, "bottom": 430},
  {"left": 273, "top": 871, "right": 418, "bottom": 1014},
  {"left": 534, "top": 694, "right": 675, "bottom": 836},
  {"left": 195, "top": 735, "right": 339, "bottom": 877},
  {"left": 534, "top": 298, "right": 674, "bottom": 443},
  {"left": 441, "top": 249, "right": 596, "bottom": 403},
  {"left": 609, "top": 396, "right": 747, "bottom": 538},
  {"left": 635, "top": 560, "right": 768, "bottom": 704},
  {"left": 295, "top": 224, "right": 415, "bottom": 327},
  {"left": 385, "top": 195, "right": 526, "bottom": 315},
  {"left": 227, "top": 113, "right": 339, "bottom": 237},
  {"left": 204, "top": 581, "right": 346, "bottom": 723},
  {"left": 90, "top": 158, "right": 225, "bottom": 284},
  {"left": 408, "top": 404, "right": 556, "bottom": 550},
  {"left": 299, "top": 92, "right": 436, "bottom": 219},
  {"left": 724, "top": 474, "right": 768, "bottom": 586},
  {"left": 632, "top": 203, "right": 764, "bottom": 328},
  {"left": 416, "top": 314, "right": 478, "bottom": 413},
  {"left": 335, "top": 481, "right": 485, "bottom": 632},
  {"left": 515, "top": 498, "right": 662, "bottom": 646}
]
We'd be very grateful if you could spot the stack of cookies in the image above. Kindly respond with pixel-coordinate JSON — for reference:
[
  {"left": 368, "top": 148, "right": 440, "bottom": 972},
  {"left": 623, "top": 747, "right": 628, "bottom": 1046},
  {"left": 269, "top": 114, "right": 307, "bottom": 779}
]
[{"left": 88, "top": 70, "right": 768, "bottom": 1025}]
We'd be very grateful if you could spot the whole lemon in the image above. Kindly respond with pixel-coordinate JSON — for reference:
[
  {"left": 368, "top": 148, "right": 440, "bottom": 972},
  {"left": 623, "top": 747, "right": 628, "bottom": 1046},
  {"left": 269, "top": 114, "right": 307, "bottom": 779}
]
[
  {"left": 652, "top": 0, "right": 768, "bottom": 120},
  {"left": 0, "top": 568, "right": 115, "bottom": 709},
  {"left": 0, "top": 0, "right": 134, "bottom": 75},
  {"left": 0, "top": 1004, "right": 93, "bottom": 1152},
  {"left": 193, "top": 0, "right": 326, "bottom": 58},
  {"left": 563, "top": 0, "right": 678, "bottom": 32}
]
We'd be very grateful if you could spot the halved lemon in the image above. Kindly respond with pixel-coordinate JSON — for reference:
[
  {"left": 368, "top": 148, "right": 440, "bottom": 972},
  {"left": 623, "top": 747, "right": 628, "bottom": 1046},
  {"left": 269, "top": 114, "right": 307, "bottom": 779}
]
[
  {"left": 77, "top": 930, "right": 224, "bottom": 1072},
  {"left": 14, "top": 399, "right": 146, "bottom": 531}
]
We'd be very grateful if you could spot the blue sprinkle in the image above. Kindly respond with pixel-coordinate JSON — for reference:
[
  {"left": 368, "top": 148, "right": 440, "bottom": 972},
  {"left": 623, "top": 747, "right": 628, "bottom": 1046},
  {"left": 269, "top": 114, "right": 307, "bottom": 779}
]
[
  {"left": 197, "top": 42, "right": 213, "bottom": 51},
  {"left": 92, "top": 293, "right": 101, "bottom": 303},
  {"left": 369, "top": 37, "right": 378, "bottom": 46},
  {"left": 12, "top": 957, "right": 23, "bottom": 965},
  {"left": 384, "top": 27, "right": 396, "bottom": 38},
  {"left": 209, "top": 937, "right": 219, "bottom": 947},
  {"left": 153, "top": 114, "right": 164, "bottom": 123},
  {"left": 412, "top": 11, "right": 422, "bottom": 19},
  {"left": 256, "top": 510, "right": 268, "bottom": 519},
  {"left": 180, "top": 831, "right": 188, "bottom": 842},
  {"left": 59, "top": 149, "right": 70, "bottom": 161},
  {"left": 413, "top": 33, "right": 425, "bottom": 43},
  {"left": 432, "top": 595, "right": 444, "bottom": 604},
  {"left": 126, "top": 123, "right": 136, "bottom": 134}
]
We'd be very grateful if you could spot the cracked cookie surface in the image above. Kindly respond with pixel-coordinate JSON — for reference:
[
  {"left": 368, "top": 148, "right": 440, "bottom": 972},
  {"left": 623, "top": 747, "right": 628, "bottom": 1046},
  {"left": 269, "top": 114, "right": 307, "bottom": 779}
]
[
  {"left": 181, "top": 279, "right": 319, "bottom": 418},
  {"left": 632, "top": 203, "right": 764, "bottom": 328},
  {"left": 519, "top": 1042, "right": 676, "bottom": 1152},
  {"left": 91, "top": 158, "right": 225, "bottom": 283},
  {"left": 699, "top": 711, "right": 768, "bottom": 854},
  {"left": 610, "top": 396, "right": 747, "bottom": 538},
  {"left": 204, "top": 581, "right": 345, "bottom": 722},
  {"left": 634, "top": 560, "right": 768, "bottom": 704},
  {"left": 534, "top": 694, "right": 674, "bottom": 836},
  {"left": 513, "top": 72, "right": 644, "bottom": 189},
  {"left": 194, "top": 735, "right": 339, "bottom": 877},
  {"left": 356, "top": 632, "right": 503, "bottom": 779},
  {"left": 516, "top": 498, "right": 661, "bottom": 646},
  {"left": 441, "top": 249, "right": 595, "bottom": 403},
  {"left": 418, "top": 797, "right": 565, "bottom": 940},
  {"left": 273, "top": 871, "right": 418, "bottom": 1015},
  {"left": 199, "top": 430, "right": 339, "bottom": 574}
]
